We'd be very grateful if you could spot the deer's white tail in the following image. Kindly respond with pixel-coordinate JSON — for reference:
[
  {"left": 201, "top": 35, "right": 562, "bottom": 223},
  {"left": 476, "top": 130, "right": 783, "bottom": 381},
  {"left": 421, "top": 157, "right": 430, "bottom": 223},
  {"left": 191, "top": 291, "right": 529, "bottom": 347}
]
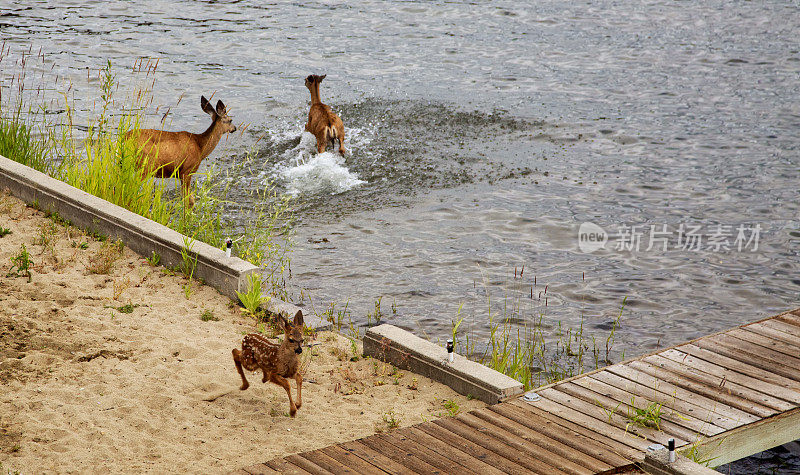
[{"left": 325, "top": 125, "right": 337, "bottom": 144}]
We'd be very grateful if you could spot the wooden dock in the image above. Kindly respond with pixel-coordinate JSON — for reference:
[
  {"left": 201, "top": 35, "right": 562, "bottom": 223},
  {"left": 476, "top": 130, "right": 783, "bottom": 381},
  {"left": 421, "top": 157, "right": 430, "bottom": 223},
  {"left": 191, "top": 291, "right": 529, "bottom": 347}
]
[{"left": 238, "top": 309, "right": 800, "bottom": 474}]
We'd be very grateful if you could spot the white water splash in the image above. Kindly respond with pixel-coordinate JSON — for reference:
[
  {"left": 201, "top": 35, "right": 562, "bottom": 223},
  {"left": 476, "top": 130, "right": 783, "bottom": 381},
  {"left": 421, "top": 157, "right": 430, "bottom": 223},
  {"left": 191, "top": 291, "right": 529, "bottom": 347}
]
[{"left": 277, "top": 132, "right": 365, "bottom": 196}]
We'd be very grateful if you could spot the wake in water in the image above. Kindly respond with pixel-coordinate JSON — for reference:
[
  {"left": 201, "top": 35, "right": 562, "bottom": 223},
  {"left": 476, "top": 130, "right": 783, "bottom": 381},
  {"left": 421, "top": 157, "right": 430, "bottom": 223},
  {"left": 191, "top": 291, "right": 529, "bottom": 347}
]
[{"left": 276, "top": 131, "right": 365, "bottom": 197}]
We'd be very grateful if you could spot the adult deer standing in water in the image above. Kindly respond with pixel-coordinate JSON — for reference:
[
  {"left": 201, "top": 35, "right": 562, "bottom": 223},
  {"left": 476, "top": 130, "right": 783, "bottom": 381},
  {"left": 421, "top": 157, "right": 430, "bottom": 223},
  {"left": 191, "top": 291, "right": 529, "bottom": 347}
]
[
  {"left": 304, "top": 74, "right": 346, "bottom": 155},
  {"left": 128, "top": 96, "right": 236, "bottom": 207}
]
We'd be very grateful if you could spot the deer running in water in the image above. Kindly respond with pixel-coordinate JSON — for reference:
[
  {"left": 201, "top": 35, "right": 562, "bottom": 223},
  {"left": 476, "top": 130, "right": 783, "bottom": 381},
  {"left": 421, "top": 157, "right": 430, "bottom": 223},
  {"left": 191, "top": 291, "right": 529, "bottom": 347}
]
[
  {"left": 304, "top": 74, "right": 346, "bottom": 155},
  {"left": 232, "top": 310, "right": 305, "bottom": 417},
  {"left": 128, "top": 95, "right": 236, "bottom": 207}
]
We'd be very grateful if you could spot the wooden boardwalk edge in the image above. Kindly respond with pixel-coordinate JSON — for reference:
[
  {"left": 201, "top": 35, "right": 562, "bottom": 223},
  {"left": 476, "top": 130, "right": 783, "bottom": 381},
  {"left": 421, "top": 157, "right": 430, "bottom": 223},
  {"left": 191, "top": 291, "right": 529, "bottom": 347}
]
[
  {"left": 679, "top": 406, "right": 800, "bottom": 467},
  {"left": 246, "top": 307, "right": 800, "bottom": 474}
]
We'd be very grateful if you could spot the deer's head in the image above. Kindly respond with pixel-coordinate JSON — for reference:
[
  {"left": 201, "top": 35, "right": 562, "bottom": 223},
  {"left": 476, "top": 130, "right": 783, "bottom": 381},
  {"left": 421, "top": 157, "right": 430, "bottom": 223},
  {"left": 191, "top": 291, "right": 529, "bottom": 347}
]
[
  {"left": 280, "top": 310, "right": 305, "bottom": 354},
  {"left": 304, "top": 74, "right": 326, "bottom": 92},
  {"left": 201, "top": 95, "right": 237, "bottom": 134}
]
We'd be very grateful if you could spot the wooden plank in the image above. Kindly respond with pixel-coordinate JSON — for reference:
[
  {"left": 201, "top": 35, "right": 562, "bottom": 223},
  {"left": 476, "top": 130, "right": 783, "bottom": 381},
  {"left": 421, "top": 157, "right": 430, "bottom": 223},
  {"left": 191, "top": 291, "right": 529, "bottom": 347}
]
[
  {"left": 746, "top": 321, "right": 800, "bottom": 348},
  {"left": 418, "top": 418, "right": 531, "bottom": 474},
  {"left": 264, "top": 457, "right": 314, "bottom": 474},
  {"left": 539, "top": 387, "right": 686, "bottom": 446},
  {"left": 727, "top": 328, "right": 800, "bottom": 360},
  {"left": 660, "top": 348, "right": 800, "bottom": 405},
  {"left": 360, "top": 432, "right": 443, "bottom": 474},
  {"left": 696, "top": 334, "right": 800, "bottom": 381},
  {"left": 319, "top": 446, "right": 388, "bottom": 475},
  {"left": 458, "top": 411, "right": 604, "bottom": 474},
  {"left": 678, "top": 343, "right": 800, "bottom": 392},
  {"left": 591, "top": 369, "right": 740, "bottom": 431},
  {"left": 628, "top": 359, "right": 776, "bottom": 418},
  {"left": 494, "top": 401, "right": 639, "bottom": 464},
  {"left": 572, "top": 375, "right": 725, "bottom": 437},
  {"left": 763, "top": 318, "right": 800, "bottom": 339},
  {"left": 433, "top": 416, "right": 570, "bottom": 474},
  {"left": 285, "top": 454, "right": 332, "bottom": 474},
  {"left": 780, "top": 311, "right": 800, "bottom": 326},
  {"left": 508, "top": 396, "right": 650, "bottom": 456},
  {"left": 682, "top": 407, "right": 800, "bottom": 467},
  {"left": 607, "top": 364, "right": 758, "bottom": 426},
  {"left": 376, "top": 429, "right": 475, "bottom": 473},
  {"left": 642, "top": 353, "right": 793, "bottom": 412},
  {"left": 404, "top": 426, "right": 505, "bottom": 475},
  {"left": 299, "top": 450, "right": 358, "bottom": 474},
  {"left": 471, "top": 407, "right": 626, "bottom": 470},
  {"left": 555, "top": 381, "right": 701, "bottom": 443},
  {"left": 339, "top": 441, "right": 410, "bottom": 475}
]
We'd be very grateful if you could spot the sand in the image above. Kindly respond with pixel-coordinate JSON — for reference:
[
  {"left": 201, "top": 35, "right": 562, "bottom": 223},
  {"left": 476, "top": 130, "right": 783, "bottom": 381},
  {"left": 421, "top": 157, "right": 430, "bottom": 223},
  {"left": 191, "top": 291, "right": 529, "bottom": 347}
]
[{"left": 0, "top": 192, "right": 484, "bottom": 474}]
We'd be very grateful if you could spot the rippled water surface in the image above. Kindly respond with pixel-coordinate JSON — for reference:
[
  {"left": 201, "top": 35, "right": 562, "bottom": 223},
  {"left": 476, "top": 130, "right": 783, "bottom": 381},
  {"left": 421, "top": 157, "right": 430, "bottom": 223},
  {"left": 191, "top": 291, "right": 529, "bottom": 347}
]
[{"left": 2, "top": 1, "right": 799, "bottom": 360}]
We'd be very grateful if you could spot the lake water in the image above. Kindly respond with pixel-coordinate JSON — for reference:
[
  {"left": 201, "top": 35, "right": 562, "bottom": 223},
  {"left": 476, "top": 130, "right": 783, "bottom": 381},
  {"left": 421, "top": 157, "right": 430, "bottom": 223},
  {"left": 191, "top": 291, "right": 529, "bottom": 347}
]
[
  {"left": 2, "top": 1, "right": 799, "bottom": 363},
  {"left": 3, "top": 0, "right": 800, "bottom": 470}
]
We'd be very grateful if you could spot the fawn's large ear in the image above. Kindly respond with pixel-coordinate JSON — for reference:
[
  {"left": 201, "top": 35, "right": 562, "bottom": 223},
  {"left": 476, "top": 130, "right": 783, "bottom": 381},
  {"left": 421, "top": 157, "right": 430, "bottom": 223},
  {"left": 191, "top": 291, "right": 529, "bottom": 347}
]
[
  {"left": 215, "top": 100, "right": 226, "bottom": 116},
  {"left": 278, "top": 314, "right": 288, "bottom": 329},
  {"left": 201, "top": 96, "right": 216, "bottom": 116},
  {"left": 293, "top": 309, "right": 304, "bottom": 327}
]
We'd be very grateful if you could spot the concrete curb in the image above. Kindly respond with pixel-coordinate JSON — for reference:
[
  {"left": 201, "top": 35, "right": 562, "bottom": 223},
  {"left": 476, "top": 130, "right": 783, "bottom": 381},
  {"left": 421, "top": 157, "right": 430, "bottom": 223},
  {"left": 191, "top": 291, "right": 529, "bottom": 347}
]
[
  {"left": 363, "top": 324, "right": 523, "bottom": 404},
  {"left": 642, "top": 448, "right": 718, "bottom": 475},
  {"left": 0, "top": 154, "right": 329, "bottom": 330}
]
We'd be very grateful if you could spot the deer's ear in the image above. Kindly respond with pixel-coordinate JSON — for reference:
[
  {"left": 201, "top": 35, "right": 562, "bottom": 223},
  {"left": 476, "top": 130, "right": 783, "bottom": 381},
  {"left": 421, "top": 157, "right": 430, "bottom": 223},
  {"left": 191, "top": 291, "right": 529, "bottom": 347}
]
[
  {"left": 201, "top": 96, "right": 216, "bottom": 116},
  {"left": 278, "top": 315, "right": 288, "bottom": 328},
  {"left": 215, "top": 100, "right": 226, "bottom": 116},
  {"left": 293, "top": 309, "right": 304, "bottom": 327}
]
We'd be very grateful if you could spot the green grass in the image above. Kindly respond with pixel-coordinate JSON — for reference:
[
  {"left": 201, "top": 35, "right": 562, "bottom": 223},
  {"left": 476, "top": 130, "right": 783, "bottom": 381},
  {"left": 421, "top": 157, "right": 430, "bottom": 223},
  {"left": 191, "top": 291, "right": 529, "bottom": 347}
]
[
  {"left": 200, "top": 309, "right": 219, "bottom": 321},
  {"left": 0, "top": 106, "right": 51, "bottom": 173},
  {"left": 236, "top": 272, "right": 268, "bottom": 316},
  {"left": 0, "top": 51, "right": 293, "bottom": 297},
  {"left": 626, "top": 398, "right": 663, "bottom": 431}
]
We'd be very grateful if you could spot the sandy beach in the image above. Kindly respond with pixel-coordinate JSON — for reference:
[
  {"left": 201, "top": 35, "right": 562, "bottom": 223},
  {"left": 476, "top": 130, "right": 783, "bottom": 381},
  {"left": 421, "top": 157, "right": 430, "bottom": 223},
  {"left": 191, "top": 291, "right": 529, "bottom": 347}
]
[{"left": 0, "top": 191, "right": 483, "bottom": 474}]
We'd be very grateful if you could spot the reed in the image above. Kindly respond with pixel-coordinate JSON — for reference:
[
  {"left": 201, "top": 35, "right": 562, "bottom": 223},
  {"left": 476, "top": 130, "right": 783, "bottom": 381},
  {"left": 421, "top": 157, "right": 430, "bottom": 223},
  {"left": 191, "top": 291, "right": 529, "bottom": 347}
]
[{"left": 453, "top": 269, "right": 627, "bottom": 390}]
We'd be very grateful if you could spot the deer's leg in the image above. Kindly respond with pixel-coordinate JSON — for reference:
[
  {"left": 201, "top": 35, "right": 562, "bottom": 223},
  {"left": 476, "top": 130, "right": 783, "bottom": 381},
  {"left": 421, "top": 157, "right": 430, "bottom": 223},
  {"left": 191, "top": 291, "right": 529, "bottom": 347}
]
[
  {"left": 181, "top": 172, "right": 195, "bottom": 208},
  {"left": 294, "top": 373, "right": 303, "bottom": 410},
  {"left": 232, "top": 348, "right": 250, "bottom": 390},
  {"left": 316, "top": 133, "right": 327, "bottom": 154},
  {"left": 337, "top": 125, "right": 347, "bottom": 155},
  {"left": 270, "top": 373, "right": 297, "bottom": 417},
  {"left": 262, "top": 368, "right": 269, "bottom": 383}
]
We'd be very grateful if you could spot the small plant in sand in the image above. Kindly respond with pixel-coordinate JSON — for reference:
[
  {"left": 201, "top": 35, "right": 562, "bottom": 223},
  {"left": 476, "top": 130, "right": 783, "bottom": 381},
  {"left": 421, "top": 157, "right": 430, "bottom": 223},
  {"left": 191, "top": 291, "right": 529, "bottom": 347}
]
[
  {"left": 7, "top": 244, "right": 33, "bottom": 282},
  {"left": 146, "top": 250, "right": 160, "bottom": 267},
  {"left": 71, "top": 240, "right": 89, "bottom": 250},
  {"left": 407, "top": 377, "right": 419, "bottom": 390},
  {"left": 88, "top": 239, "right": 124, "bottom": 274},
  {"left": 236, "top": 272, "right": 270, "bottom": 317},
  {"left": 0, "top": 226, "right": 11, "bottom": 237},
  {"left": 321, "top": 299, "right": 350, "bottom": 331},
  {"left": 200, "top": 309, "right": 219, "bottom": 322},
  {"left": 441, "top": 399, "right": 460, "bottom": 417},
  {"left": 112, "top": 276, "right": 131, "bottom": 300},
  {"left": 36, "top": 221, "right": 59, "bottom": 260},
  {"left": 376, "top": 410, "right": 401, "bottom": 432}
]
